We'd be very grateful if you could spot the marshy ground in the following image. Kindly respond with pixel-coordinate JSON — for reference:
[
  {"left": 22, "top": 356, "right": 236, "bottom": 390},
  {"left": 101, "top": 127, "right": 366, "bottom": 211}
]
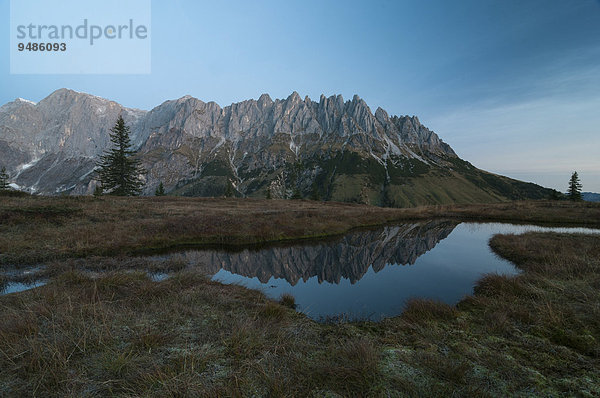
[
  {"left": 1, "top": 196, "right": 599, "bottom": 396},
  {"left": 1, "top": 195, "right": 599, "bottom": 265}
]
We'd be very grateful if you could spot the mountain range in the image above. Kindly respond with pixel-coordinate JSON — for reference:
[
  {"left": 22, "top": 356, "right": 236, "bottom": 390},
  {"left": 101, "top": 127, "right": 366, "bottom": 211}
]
[
  {"left": 582, "top": 192, "right": 600, "bottom": 202},
  {"left": 0, "top": 88, "right": 555, "bottom": 206}
]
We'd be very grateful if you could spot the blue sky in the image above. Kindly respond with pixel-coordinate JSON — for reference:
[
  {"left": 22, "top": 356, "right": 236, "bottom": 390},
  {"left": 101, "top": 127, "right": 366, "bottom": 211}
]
[{"left": 1, "top": 0, "right": 599, "bottom": 191}]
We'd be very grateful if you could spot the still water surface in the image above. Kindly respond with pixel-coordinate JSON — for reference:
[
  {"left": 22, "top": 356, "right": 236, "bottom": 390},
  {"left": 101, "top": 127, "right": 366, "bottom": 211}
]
[
  {"left": 2, "top": 222, "right": 598, "bottom": 321},
  {"left": 158, "top": 222, "right": 600, "bottom": 321}
]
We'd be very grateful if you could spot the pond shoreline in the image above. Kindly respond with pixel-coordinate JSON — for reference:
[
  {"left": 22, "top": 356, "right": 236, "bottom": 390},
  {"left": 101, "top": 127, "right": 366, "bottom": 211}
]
[
  {"left": 3, "top": 221, "right": 599, "bottom": 322},
  {"left": 1, "top": 196, "right": 600, "bottom": 266},
  {"left": 1, "top": 231, "right": 599, "bottom": 396}
]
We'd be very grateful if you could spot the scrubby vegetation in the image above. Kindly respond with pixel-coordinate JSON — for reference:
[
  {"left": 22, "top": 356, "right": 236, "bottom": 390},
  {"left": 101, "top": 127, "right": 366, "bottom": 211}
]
[
  {"left": 1, "top": 196, "right": 600, "bottom": 395},
  {"left": 1, "top": 232, "right": 599, "bottom": 396},
  {"left": 1, "top": 196, "right": 599, "bottom": 265}
]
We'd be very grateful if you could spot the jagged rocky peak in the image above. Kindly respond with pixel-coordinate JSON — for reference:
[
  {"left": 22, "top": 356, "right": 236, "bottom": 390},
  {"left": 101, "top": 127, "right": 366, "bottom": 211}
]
[
  {"left": 153, "top": 94, "right": 206, "bottom": 112},
  {"left": 1, "top": 88, "right": 555, "bottom": 204},
  {"left": 175, "top": 95, "right": 206, "bottom": 107},
  {"left": 0, "top": 88, "right": 464, "bottom": 197},
  {"left": 375, "top": 107, "right": 389, "bottom": 123},
  {"left": 257, "top": 93, "right": 273, "bottom": 107},
  {"left": 31, "top": 89, "right": 147, "bottom": 127},
  {"left": 14, "top": 98, "right": 37, "bottom": 106},
  {"left": 288, "top": 91, "right": 302, "bottom": 102},
  {"left": 39, "top": 88, "right": 105, "bottom": 109}
]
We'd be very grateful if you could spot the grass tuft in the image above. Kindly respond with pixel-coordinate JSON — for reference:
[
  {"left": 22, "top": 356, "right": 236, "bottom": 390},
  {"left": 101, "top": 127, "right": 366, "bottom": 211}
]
[
  {"left": 278, "top": 293, "right": 296, "bottom": 309},
  {"left": 259, "top": 301, "right": 289, "bottom": 321},
  {"left": 402, "top": 298, "right": 459, "bottom": 323},
  {"left": 314, "top": 338, "right": 381, "bottom": 396}
]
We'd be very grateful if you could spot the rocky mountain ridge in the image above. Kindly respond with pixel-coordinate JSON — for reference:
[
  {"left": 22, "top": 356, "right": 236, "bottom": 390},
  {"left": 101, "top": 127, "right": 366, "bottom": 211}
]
[{"left": 0, "top": 88, "right": 555, "bottom": 206}]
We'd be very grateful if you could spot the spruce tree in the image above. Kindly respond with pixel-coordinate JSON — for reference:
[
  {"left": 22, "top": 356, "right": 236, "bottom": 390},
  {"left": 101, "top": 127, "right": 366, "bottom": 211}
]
[
  {"left": 0, "top": 167, "right": 10, "bottom": 190},
  {"left": 291, "top": 188, "right": 302, "bottom": 199},
  {"left": 567, "top": 171, "right": 583, "bottom": 201},
  {"left": 225, "top": 183, "right": 234, "bottom": 198},
  {"left": 96, "top": 115, "right": 145, "bottom": 196},
  {"left": 309, "top": 183, "right": 320, "bottom": 201},
  {"left": 155, "top": 182, "right": 165, "bottom": 196},
  {"left": 93, "top": 184, "right": 103, "bottom": 197}
]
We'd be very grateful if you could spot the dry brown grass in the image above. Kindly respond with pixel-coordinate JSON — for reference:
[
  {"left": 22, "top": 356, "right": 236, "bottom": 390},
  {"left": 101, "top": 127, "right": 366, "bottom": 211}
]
[
  {"left": 378, "top": 232, "right": 600, "bottom": 396},
  {"left": 1, "top": 195, "right": 599, "bottom": 265},
  {"left": 410, "top": 200, "right": 600, "bottom": 227},
  {"left": 1, "top": 195, "right": 600, "bottom": 395},
  {"left": 1, "top": 232, "right": 600, "bottom": 396},
  {"left": 278, "top": 293, "right": 296, "bottom": 309},
  {"left": 401, "top": 298, "right": 459, "bottom": 323},
  {"left": 0, "top": 269, "right": 387, "bottom": 396}
]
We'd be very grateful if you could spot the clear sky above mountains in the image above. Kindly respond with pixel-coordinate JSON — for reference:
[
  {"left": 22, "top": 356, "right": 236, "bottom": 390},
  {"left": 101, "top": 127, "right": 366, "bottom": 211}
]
[{"left": 1, "top": 0, "right": 599, "bottom": 191}]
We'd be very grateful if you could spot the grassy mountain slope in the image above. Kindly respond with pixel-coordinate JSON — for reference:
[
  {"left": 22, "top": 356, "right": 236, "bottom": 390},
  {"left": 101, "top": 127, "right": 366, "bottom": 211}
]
[{"left": 169, "top": 152, "right": 556, "bottom": 207}]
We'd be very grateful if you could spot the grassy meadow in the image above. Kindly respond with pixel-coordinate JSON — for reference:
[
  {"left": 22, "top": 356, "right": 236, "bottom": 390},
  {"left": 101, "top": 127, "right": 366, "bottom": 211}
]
[
  {"left": 1, "top": 195, "right": 600, "bottom": 396},
  {"left": 1, "top": 195, "right": 599, "bottom": 265}
]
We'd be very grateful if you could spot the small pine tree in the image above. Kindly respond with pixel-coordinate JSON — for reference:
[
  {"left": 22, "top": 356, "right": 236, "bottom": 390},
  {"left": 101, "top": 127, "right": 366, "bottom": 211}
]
[
  {"left": 96, "top": 115, "right": 145, "bottom": 196},
  {"left": 155, "top": 182, "right": 165, "bottom": 196},
  {"left": 93, "top": 184, "right": 103, "bottom": 197},
  {"left": 225, "top": 183, "right": 234, "bottom": 198},
  {"left": 309, "top": 184, "right": 320, "bottom": 201},
  {"left": 0, "top": 167, "right": 9, "bottom": 190},
  {"left": 266, "top": 186, "right": 272, "bottom": 199},
  {"left": 567, "top": 171, "right": 582, "bottom": 201},
  {"left": 291, "top": 188, "right": 302, "bottom": 200}
]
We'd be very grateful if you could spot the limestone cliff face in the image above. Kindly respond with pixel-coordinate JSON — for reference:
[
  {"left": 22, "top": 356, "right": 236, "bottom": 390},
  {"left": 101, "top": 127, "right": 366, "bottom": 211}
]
[
  {"left": 135, "top": 91, "right": 456, "bottom": 200},
  {"left": 0, "top": 89, "right": 144, "bottom": 193},
  {"left": 0, "top": 89, "right": 553, "bottom": 204}
]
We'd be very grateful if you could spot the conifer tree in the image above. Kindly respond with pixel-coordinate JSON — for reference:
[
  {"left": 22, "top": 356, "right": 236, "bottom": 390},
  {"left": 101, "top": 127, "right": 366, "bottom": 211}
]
[
  {"left": 291, "top": 188, "right": 302, "bottom": 200},
  {"left": 567, "top": 171, "right": 582, "bottom": 201},
  {"left": 155, "top": 182, "right": 165, "bottom": 196},
  {"left": 225, "top": 183, "right": 234, "bottom": 198},
  {"left": 93, "top": 184, "right": 103, "bottom": 197},
  {"left": 0, "top": 167, "right": 10, "bottom": 190},
  {"left": 309, "top": 183, "right": 320, "bottom": 201},
  {"left": 96, "top": 115, "right": 145, "bottom": 196}
]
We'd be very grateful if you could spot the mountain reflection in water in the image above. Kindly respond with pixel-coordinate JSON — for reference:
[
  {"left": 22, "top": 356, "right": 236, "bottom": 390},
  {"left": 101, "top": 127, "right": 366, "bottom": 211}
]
[
  {"left": 156, "top": 221, "right": 458, "bottom": 285},
  {"left": 152, "top": 221, "right": 600, "bottom": 320},
  {"left": 4, "top": 222, "right": 597, "bottom": 320},
  {"left": 153, "top": 222, "right": 591, "bottom": 320}
]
